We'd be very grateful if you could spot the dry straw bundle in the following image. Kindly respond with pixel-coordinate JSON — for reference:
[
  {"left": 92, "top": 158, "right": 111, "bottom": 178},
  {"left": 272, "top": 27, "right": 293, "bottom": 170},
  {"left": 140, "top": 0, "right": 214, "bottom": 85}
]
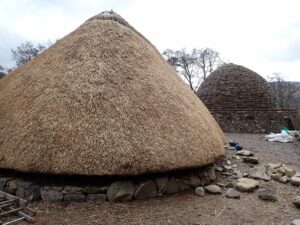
[{"left": 0, "top": 11, "right": 224, "bottom": 176}]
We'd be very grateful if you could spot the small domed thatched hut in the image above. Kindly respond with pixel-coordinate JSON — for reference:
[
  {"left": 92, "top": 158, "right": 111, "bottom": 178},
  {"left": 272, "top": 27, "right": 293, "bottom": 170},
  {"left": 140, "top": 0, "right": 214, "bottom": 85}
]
[
  {"left": 197, "top": 63, "right": 297, "bottom": 133},
  {"left": 0, "top": 11, "right": 224, "bottom": 176}
]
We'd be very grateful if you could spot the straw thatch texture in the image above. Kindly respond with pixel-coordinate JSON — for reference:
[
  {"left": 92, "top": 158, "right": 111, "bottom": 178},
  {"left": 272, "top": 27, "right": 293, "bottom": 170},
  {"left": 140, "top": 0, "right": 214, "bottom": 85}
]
[
  {"left": 197, "top": 63, "right": 277, "bottom": 111},
  {"left": 0, "top": 11, "right": 224, "bottom": 176}
]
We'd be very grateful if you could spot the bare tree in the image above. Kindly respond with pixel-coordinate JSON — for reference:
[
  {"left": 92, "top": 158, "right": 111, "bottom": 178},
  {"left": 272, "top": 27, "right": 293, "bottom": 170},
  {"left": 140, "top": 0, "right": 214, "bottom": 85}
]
[
  {"left": 11, "top": 41, "right": 46, "bottom": 67},
  {"left": 268, "top": 73, "right": 299, "bottom": 109},
  {"left": 162, "top": 48, "right": 222, "bottom": 92},
  {"left": 0, "top": 66, "right": 5, "bottom": 79}
]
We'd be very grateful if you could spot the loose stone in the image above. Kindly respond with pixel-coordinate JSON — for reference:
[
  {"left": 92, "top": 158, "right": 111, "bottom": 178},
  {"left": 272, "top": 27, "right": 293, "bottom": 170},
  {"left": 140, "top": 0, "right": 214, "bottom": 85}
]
[
  {"left": 225, "top": 188, "right": 240, "bottom": 199},
  {"left": 292, "top": 196, "right": 300, "bottom": 208},
  {"left": 195, "top": 187, "right": 205, "bottom": 197},
  {"left": 291, "top": 219, "right": 300, "bottom": 225},
  {"left": 242, "top": 157, "right": 259, "bottom": 165},
  {"left": 204, "top": 185, "right": 222, "bottom": 194},
  {"left": 236, "top": 150, "right": 253, "bottom": 157},
  {"left": 257, "top": 188, "right": 277, "bottom": 201},
  {"left": 291, "top": 175, "right": 300, "bottom": 186},
  {"left": 235, "top": 178, "right": 259, "bottom": 192},
  {"left": 249, "top": 167, "right": 271, "bottom": 181}
]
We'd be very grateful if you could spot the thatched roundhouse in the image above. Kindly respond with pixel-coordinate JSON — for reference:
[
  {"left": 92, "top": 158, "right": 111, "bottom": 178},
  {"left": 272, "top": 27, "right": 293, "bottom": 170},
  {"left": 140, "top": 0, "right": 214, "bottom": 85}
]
[
  {"left": 0, "top": 11, "right": 224, "bottom": 176},
  {"left": 197, "top": 63, "right": 297, "bottom": 133}
]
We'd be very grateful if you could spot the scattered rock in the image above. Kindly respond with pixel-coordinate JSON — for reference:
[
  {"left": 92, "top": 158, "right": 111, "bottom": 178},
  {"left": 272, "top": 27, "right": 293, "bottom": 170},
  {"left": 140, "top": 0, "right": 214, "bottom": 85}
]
[
  {"left": 195, "top": 187, "right": 205, "bottom": 197},
  {"left": 285, "top": 168, "right": 296, "bottom": 178},
  {"left": 216, "top": 166, "right": 223, "bottom": 172},
  {"left": 242, "top": 157, "right": 259, "bottom": 165},
  {"left": 291, "top": 175, "right": 300, "bottom": 186},
  {"left": 266, "top": 163, "right": 282, "bottom": 171},
  {"left": 233, "top": 169, "right": 243, "bottom": 178},
  {"left": 134, "top": 180, "right": 157, "bottom": 200},
  {"left": 249, "top": 167, "right": 271, "bottom": 181},
  {"left": 271, "top": 173, "right": 282, "bottom": 182},
  {"left": 225, "top": 182, "right": 234, "bottom": 188},
  {"left": 279, "top": 175, "right": 290, "bottom": 183},
  {"left": 232, "top": 164, "right": 238, "bottom": 168},
  {"left": 257, "top": 188, "right": 277, "bottom": 201},
  {"left": 225, "top": 188, "right": 240, "bottom": 199},
  {"left": 235, "top": 178, "right": 259, "bottom": 192},
  {"left": 204, "top": 185, "right": 222, "bottom": 194},
  {"left": 291, "top": 219, "right": 300, "bottom": 225},
  {"left": 226, "top": 160, "right": 232, "bottom": 165},
  {"left": 155, "top": 177, "right": 168, "bottom": 194},
  {"left": 236, "top": 150, "right": 253, "bottom": 157},
  {"left": 292, "top": 196, "right": 300, "bottom": 208},
  {"left": 107, "top": 181, "right": 135, "bottom": 202},
  {"left": 86, "top": 194, "right": 107, "bottom": 202},
  {"left": 224, "top": 165, "right": 232, "bottom": 170},
  {"left": 243, "top": 173, "right": 248, "bottom": 177}
]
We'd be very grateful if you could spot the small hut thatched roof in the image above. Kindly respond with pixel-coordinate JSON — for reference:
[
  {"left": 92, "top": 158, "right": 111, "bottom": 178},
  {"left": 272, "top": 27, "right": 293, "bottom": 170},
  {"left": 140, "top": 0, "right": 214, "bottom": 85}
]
[
  {"left": 0, "top": 11, "right": 224, "bottom": 176},
  {"left": 197, "top": 63, "right": 277, "bottom": 111}
]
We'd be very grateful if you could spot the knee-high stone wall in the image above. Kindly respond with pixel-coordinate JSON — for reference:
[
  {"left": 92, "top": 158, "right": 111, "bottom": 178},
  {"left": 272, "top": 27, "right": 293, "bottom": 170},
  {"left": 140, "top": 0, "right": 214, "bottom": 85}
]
[{"left": 211, "top": 109, "right": 298, "bottom": 133}]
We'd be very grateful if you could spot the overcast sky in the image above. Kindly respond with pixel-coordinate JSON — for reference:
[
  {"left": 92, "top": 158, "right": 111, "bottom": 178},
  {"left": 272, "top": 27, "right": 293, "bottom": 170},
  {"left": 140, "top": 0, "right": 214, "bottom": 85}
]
[{"left": 0, "top": 0, "right": 300, "bottom": 81}]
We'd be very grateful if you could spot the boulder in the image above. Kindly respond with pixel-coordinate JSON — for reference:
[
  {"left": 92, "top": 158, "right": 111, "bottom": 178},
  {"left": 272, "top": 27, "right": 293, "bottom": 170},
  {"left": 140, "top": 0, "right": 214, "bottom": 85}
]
[
  {"left": 257, "top": 188, "right": 277, "bottom": 201},
  {"left": 291, "top": 219, "right": 300, "bottom": 225},
  {"left": 242, "top": 157, "right": 259, "bottom": 165},
  {"left": 225, "top": 188, "right": 240, "bottom": 199},
  {"left": 107, "top": 181, "right": 135, "bottom": 202},
  {"left": 249, "top": 167, "right": 271, "bottom": 181},
  {"left": 235, "top": 178, "right": 259, "bottom": 192},
  {"left": 236, "top": 150, "right": 253, "bottom": 157},
  {"left": 134, "top": 180, "right": 157, "bottom": 200},
  {"left": 195, "top": 187, "right": 205, "bottom": 197},
  {"left": 204, "top": 185, "right": 222, "bottom": 194},
  {"left": 291, "top": 175, "right": 300, "bottom": 186},
  {"left": 279, "top": 175, "right": 290, "bottom": 183},
  {"left": 292, "top": 196, "right": 300, "bottom": 208}
]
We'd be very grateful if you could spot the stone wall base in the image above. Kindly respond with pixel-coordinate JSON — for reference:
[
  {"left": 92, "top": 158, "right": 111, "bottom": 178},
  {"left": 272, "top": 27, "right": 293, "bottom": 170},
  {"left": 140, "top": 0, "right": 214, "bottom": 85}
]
[
  {"left": 0, "top": 165, "right": 216, "bottom": 203},
  {"left": 211, "top": 109, "right": 298, "bottom": 133}
]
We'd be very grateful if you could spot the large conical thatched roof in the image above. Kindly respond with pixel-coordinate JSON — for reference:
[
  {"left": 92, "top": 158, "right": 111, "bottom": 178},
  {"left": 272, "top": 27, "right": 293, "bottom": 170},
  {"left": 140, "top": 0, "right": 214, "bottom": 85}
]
[
  {"left": 0, "top": 11, "right": 224, "bottom": 176},
  {"left": 197, "top": 63, "right": 277, "bottom": 111}
]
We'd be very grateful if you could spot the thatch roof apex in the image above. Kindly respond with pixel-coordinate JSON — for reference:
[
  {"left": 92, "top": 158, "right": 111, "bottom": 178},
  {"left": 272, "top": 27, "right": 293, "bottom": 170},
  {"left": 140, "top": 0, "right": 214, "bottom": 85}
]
[{"left": 88, "top": 10, "right": 131, "bottom": 27}]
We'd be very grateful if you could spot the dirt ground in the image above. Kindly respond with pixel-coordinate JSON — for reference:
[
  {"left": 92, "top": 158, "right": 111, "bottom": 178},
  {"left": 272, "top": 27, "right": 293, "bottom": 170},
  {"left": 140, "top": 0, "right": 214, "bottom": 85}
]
[{"left": 30, "top": 133, "right": 300, "bottom": 225}]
